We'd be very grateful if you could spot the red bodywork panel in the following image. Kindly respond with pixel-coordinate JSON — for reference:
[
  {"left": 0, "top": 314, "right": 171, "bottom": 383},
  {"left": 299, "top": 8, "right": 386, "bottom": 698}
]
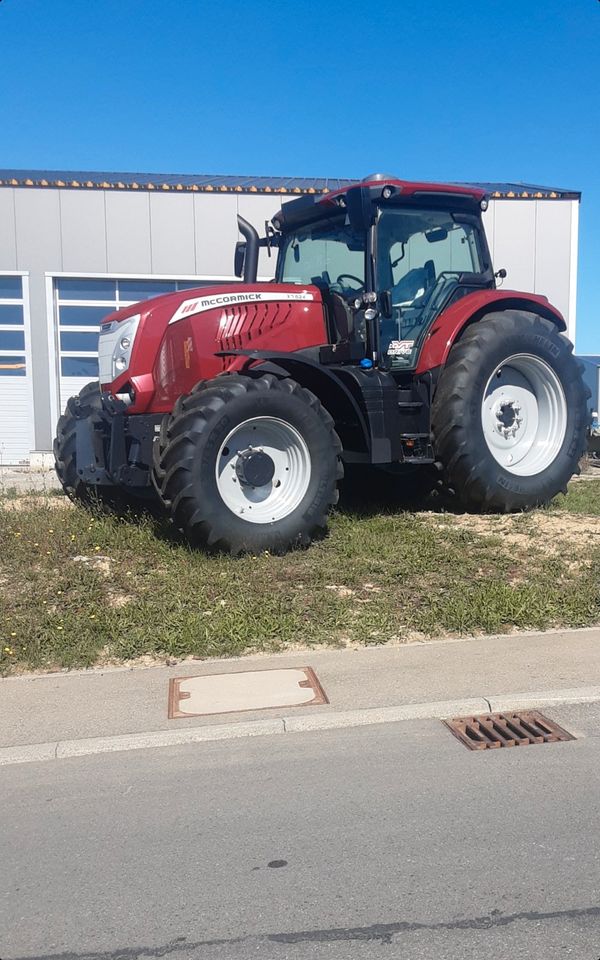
[
  {"left": 101, "top": 284, "right": 328, "bottom": 414},
  {"left": 415, "top": 289, "right": 566, "bottom": 374},
  {"left": 101, "top": 282, "right": 566, "bottom": 415}
]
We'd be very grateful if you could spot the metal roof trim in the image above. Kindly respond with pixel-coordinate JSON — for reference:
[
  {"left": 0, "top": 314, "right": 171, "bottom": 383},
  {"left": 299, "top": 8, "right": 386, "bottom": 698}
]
[{"left": 0, "top": 170, "right": 581, "bottom": 200}]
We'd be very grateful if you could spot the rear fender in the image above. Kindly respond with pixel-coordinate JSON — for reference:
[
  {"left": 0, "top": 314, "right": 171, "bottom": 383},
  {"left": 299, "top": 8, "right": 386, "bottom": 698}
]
[{"left": 415, "top": 290, "right": 567, "bottom": 375}]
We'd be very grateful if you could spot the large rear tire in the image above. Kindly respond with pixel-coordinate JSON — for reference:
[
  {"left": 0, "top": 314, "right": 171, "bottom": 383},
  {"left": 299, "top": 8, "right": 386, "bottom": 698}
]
[
  {"left": 152, "top": 373, "right": 343, "bottom": 554},
  {"left": 431, "top": 312, "right": 588, "bottom": 511}
]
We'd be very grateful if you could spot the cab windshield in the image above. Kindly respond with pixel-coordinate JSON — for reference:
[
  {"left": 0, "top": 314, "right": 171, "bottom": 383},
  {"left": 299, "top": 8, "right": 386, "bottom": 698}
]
[
  {"left": 278, "top": 218, "right": 365, "bottom": 295},
  {"left": 377, "top": 208, "right": 483, "bottom": 367}
]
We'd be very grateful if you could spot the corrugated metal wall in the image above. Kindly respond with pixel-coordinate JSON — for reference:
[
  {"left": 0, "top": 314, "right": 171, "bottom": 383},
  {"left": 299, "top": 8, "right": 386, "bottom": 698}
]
[
  {"left": 482, "top": 199, "right": 577, "bottom": 324},
  {"left": 0, "top": 187, "right": 580, "bottom": 458}
]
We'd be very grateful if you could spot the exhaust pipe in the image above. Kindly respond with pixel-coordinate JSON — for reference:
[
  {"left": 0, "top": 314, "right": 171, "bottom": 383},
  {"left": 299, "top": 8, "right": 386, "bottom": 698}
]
[{"left": 236, "top": 215, "right": 259, "bottom": 283}]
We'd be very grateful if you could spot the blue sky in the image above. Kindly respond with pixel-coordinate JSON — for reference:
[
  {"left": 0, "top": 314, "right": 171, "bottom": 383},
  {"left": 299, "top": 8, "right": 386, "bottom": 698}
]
[{"left": 0, "top": 0, "right": 598, "bottom": 351}]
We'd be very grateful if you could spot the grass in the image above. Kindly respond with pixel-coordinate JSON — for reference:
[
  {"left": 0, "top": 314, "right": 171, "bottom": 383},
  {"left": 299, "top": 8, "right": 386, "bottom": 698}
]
[
  {"left": 1, "top": 478, "right": 599, "bottom": 675},
  {"left": 550, "top": 477, "right": 600, "bottom": 516}
]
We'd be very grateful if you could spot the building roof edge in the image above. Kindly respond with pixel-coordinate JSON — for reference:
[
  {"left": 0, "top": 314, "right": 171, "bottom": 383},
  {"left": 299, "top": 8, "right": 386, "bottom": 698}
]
[{"left": 0, "top": 170, "right": 582, "bottom": 200}]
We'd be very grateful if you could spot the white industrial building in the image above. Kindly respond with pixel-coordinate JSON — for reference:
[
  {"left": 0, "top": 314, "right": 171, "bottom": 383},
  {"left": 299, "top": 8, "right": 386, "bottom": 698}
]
[{"left": 0, "top": 169, "right": 581, "bottom": 465}]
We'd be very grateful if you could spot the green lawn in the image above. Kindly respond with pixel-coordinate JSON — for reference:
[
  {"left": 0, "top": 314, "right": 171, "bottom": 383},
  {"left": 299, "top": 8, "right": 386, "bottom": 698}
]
[{"left": 1, "top": 479, "right": 599, "bottom": 675}]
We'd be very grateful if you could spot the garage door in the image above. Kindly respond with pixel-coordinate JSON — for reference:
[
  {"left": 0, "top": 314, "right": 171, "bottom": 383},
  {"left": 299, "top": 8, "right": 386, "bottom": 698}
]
[
  {"left": 54, "top": 276, "right": 217, "bottom": 413},
  {"left": 0, "top": 275, "right": 33, "bottom": 465}
]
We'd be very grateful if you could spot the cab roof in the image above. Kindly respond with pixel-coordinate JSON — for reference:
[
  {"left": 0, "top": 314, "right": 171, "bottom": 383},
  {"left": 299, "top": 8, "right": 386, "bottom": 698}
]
[
  {"left": 273, "top": 175, "right": 489, "bottom": 233},
  {"left": 326, "top": 175, "right": 488, "bottom": 203}
]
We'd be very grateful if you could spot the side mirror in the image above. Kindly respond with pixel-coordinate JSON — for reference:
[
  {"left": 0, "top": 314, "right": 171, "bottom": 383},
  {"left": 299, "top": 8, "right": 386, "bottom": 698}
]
[
  {"left": 234, "top": 241, "right": 246, "bottom": 278},
  {"left": 380, "top": 290, "right": 393, "bottom": 318},
  {"left": 346, "top": 186, "right": 375, "bottom": 232}
]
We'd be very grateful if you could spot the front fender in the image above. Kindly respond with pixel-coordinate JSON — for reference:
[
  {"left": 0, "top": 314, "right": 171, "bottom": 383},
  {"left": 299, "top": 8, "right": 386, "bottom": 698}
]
[
  {"left": 415, "top": 290, "right": 566, "bottom": 374},
  {"left": 219, "top": 349, "right": 371, "bottom": 457}
]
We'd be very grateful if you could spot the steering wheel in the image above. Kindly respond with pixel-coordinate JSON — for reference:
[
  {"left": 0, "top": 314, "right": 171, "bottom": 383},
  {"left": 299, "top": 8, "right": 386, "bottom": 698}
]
[{"left": 336, "top": 273, "right": 364, "bottom": 291}]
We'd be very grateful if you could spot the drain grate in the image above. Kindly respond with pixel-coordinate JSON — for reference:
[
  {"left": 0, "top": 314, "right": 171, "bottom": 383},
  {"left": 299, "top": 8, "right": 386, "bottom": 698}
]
[{"left": 443, "top": 711, "right": 575, "bottom": 751}]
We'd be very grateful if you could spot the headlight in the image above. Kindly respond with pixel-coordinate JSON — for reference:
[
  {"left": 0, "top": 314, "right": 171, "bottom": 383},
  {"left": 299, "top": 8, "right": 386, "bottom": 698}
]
[
  {"left": 98, "top": 313, "right": 141, "bottom": 384},
  {"left": 110, "top": 313, "right": 140, "bottom": 379}
]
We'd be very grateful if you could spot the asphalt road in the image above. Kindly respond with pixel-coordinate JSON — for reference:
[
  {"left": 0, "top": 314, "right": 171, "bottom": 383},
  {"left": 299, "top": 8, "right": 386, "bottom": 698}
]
[{"left": 2, "top": 703, "right": 600, "bottom": 960}]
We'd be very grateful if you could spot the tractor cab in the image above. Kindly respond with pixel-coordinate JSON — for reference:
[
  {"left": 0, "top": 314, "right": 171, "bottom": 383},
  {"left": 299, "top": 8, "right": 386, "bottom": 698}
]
[{"left": 268, "top": 175, "right": 494, "bottom": 370}]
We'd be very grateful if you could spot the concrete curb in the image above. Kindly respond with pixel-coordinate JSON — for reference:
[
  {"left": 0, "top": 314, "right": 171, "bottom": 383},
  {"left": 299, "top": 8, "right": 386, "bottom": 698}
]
[
  {"left": 486, "top": 687, "right": 600, "bottom": 712},
  {"left": 6, "top": 624, "right": 599, "bottom": 683},
  {"left": 3, "top": 685, "right": 600, "bottom": 767}
]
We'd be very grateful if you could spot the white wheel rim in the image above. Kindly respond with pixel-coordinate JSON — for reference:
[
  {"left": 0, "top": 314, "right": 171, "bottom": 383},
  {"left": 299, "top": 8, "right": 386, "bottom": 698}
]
[
  {"left": 215, "top": 417, "right": 312, "bottom": 524},
  {"left": 481, "top": 353, "right": 567, "bottom": 477}
]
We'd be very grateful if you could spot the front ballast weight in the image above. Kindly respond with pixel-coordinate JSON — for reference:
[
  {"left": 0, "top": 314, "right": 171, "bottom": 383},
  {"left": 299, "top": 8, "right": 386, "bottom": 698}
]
[{"left": 54, "top": 382, "right": 162, "bottom": 504}]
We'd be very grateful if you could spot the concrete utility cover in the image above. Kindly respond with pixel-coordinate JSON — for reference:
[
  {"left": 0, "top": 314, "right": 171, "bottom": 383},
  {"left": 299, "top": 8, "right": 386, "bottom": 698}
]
[{"left": 168, "top": 667, "right": 328, "bottom": 718}]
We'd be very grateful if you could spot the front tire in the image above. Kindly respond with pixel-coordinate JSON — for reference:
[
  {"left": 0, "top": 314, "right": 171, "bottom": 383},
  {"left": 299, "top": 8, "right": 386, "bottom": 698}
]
[
  {"left": 431, "top": 312, "right": 588, "bottom": 511},
  {"left": 152, "top": 373, "right": 343, "bottom": 554}
]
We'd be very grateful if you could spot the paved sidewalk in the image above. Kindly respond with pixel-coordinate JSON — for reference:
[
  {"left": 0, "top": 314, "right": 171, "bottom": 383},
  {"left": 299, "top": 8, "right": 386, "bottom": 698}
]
[
  {"left": 2, "top": 627, "right": 600, "bottom": 759},
  {"left": 0, "top": 465, "right": 61, "bottom": 494}
]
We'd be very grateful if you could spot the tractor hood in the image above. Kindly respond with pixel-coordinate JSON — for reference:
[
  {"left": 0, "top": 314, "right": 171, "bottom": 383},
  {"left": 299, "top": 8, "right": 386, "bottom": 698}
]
[{"left": 99, "top": 282, "right": 327, "bottom": 414}]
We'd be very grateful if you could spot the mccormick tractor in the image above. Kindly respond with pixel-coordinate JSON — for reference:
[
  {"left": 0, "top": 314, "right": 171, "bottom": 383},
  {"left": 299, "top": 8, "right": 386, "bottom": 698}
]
[{"left": 54, "top": 174, "right": 589, "bottom": 554}]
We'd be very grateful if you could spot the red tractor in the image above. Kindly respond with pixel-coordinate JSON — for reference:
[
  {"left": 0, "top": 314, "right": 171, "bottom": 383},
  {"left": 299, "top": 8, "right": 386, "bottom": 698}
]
[{"left": 54, "top": 175, "right": 589, "bottom": 553}]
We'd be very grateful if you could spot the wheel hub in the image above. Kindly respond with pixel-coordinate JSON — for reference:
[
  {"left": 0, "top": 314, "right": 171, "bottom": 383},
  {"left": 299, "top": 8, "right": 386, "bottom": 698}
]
[
  {"left": 494, "top": 398, "right": 523, "bottom": 439},
  {"left": 481, "top": 354, "right": 567, "bottom": 477},
  {"left": 235, "top": 448, "right": 275, "bottom": 487},
  {"left": 215, "top": 416, "right": 312, "bottom": 524}
]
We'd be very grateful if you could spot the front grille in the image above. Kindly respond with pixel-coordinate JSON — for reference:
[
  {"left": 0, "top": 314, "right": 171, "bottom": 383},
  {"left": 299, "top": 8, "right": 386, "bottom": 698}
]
[{"left": 98, "top": 320, "right": 121, "bottom": 385}]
